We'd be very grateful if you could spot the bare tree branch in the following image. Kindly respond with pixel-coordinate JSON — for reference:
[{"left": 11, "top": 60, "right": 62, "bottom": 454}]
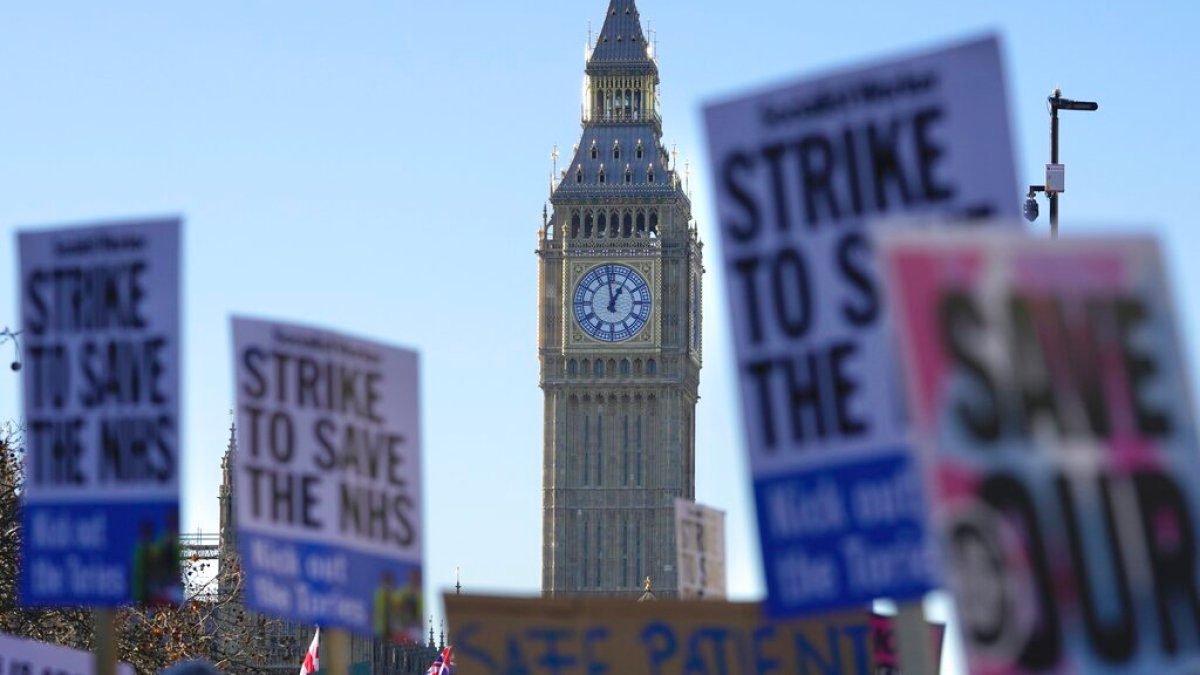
[{"left": 0, "top": 424, "right": 284, "bottom": 675}]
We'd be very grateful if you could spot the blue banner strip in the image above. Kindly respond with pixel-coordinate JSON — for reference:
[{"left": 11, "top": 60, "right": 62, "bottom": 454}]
[
  {"left": 21, "top": 500, "right": 181, "bottom": 607},
  {"left": 239, "top": 530, "right": 423, "bottom": 641},
  {"left": 754, "top": 450, "right": 934, "bottom": 617}
]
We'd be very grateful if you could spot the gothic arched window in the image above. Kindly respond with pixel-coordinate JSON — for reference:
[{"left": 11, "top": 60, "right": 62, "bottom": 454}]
[
  {"left": 636, "top": 140, "right": 644, "bottom": 160},
  {"left": 620, "top": 359, "right": 631, "bottom": 376},
  {"left": 613, "top": 142, "right": 621, "bottom": 161},
  {"left": 647, "top": 359, "right": 657, "bottom": 375},
  {"left": 568, "top": 359, "right": 578, "bottom": 376},
  {"left": 590, "top": 141, "right": 598, "bottom": 160},
  {"left": 593, "top": 360, "right": 604, "bottom": 377},
  {"left": 571, "top": 212, "right": 581, "bottom": 238}
]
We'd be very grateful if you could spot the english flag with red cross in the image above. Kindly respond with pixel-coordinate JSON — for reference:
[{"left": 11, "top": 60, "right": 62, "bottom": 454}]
[{"left": 299, "top": 628, "right": 320, "bottom": 675}]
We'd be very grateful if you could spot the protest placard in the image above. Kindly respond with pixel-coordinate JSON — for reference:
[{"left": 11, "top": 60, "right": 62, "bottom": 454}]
[
  {"left": 446, "top": 595, "right": 879, "bottom": 675},
  {"left": 882, "top": 232, "right": 1200, "bottom": 673},
  {"left": 18, "top": 218, "right": 181, "bottom": 607},
  {"left": 673, "top": 499, "right": 726, "bottom": 600},
  {"left": 703, "top": 35, "right": 1019, "bottom": 617},
  {"left": 232, "top": 318, "right": 422, "bottom": 641},
  {"left": 0, "top": 632, "right": 134, "bottom": 675}
]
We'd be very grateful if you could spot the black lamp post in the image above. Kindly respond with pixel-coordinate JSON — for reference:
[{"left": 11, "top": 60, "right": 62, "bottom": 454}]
[{"left": 1024, "top": 88, "right": 1099, "bottom": 237}]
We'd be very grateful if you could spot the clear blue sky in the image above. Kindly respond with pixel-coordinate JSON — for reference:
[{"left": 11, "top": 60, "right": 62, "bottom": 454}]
[{"left": 1, "top": 0, "right": 1197, "bottom": 670}]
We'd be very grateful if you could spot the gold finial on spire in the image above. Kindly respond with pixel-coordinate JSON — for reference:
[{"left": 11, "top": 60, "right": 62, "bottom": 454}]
[{"left": 644, "top": 576, "right": 652, "bottom": 592}]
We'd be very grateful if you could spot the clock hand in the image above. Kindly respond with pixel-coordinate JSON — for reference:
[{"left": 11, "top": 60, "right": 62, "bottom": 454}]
[{"left": 608, "top": 286, "right": 624, "bottom": 313}]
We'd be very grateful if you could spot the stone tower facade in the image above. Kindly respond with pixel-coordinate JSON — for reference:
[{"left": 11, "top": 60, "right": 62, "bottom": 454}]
[{"left": 538, "top": 0, "right": 702, "bottom": 598}]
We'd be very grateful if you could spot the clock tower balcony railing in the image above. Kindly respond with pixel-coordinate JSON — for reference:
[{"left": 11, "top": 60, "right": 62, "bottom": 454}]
[
  {"left": 582, "top": 107, "right": 662, "bottom": 130},
  {"left": 559, "top": 237, "right": 662, "bottom": 257}
]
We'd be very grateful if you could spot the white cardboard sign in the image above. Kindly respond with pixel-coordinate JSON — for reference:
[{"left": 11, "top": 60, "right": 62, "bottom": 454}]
[
  {"left": 0, "top": 633, "right": 134, "bottom": 675},
  {"left": 703, "top": 35, "right": 1019, "bottom": 616},
  {"left": 232, "top": 317, "right": 422, "bottom": 640}
]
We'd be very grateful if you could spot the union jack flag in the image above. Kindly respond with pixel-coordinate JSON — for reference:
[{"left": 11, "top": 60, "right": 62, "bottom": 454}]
[{"left": 424, "top": 646, "right": 454, "bottom": 675}]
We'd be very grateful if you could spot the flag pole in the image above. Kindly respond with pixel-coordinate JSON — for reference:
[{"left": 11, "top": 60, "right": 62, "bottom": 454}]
[
  {"left": 326, "top": 628, "right": 350, "bottom": 675},
  {"left": 94, "top": 609, "right": 118, "bottom": 675}
]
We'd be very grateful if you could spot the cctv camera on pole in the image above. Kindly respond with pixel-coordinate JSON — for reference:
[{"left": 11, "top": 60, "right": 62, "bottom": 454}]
[{"left": 1023, "top": 89, "right": 1098, "bottom": 236}]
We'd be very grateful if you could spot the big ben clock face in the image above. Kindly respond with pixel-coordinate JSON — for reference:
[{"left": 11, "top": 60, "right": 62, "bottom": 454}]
[{"left": 573, "top": 263, "right": 652, "bottom": 342}]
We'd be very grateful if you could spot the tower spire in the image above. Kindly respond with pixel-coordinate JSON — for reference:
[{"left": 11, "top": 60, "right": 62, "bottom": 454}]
[
  {"left": 553, "top": 0, "right": 675, "bottom": 198},
  {"left": 588, "top": 0, "right": 655, "bottom": 70}
]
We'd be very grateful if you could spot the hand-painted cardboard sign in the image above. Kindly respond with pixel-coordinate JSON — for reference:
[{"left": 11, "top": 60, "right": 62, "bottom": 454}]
[
  {"left": 883, "top": 232, "right": 1200, "bottom": 673},
  {"left": 446, "top": 594, "right": 943, "bottom": 674}
]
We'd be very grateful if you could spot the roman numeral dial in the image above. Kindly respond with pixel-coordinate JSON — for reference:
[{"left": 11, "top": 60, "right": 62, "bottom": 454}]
[{"left": 572, "top": 264, "right": 652, "bottom": 342}]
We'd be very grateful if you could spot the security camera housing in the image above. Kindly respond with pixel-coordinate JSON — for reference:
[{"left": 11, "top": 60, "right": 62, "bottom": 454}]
[{"left": 1024, "top": 196, "right": 1039, "bottom": 223}]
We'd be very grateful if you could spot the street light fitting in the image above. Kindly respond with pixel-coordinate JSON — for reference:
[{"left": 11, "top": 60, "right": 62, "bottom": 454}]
[{"left": 1040, "top": 88, "right": 1099, "bottom": 237}]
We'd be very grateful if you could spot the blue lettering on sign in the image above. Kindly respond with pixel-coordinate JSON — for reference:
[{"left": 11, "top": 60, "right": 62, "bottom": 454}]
[
  {"left": 582, "top": 628, "right": 610, "bottom": 675},
  {"left": 454, "top": 621, "right": 875, "bottom": 675},
  {"left": 754, "top": 451, "right": 933, "bottom": 617},
  {"left": 527, "top": 628, "right": 578, "bottom": 675},
  {"left": 20, "top": 501, "right": 178, "bottom": 606},
  {"left": 793, "top": 625, "right": 872, "bottom": 675},
  {"left": 642, "top": 623, "right": 676, "bottom": 675},
  {"left": 238, "top": 531, "right": 418, "bottom": 635},
  {"left": 454, "top": 624, "right": 498, "bottom": 673}
]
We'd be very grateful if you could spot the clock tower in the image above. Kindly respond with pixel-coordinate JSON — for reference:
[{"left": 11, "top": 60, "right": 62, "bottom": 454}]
[{"left": 538, "top": 0, "right": 702, "bottom": 598}]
